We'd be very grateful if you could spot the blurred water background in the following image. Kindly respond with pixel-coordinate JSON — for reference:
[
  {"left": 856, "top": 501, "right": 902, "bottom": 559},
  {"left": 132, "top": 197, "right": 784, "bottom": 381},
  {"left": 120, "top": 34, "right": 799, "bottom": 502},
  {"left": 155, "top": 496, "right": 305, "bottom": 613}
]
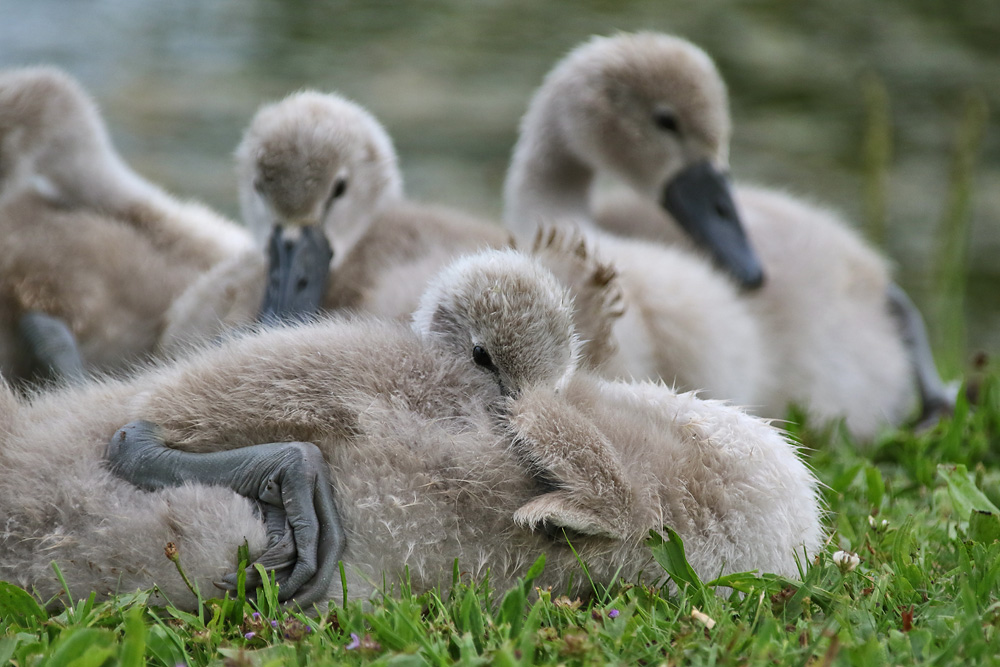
[{"left": 2, "top": 0, "right": 997, "bottom": 373}]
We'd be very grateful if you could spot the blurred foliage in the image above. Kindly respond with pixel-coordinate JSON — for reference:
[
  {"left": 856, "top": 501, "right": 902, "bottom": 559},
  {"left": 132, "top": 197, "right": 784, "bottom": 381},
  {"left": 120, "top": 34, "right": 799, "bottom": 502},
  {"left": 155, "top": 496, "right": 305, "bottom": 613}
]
[{"left": 1, "top": 0, "right": 997, "bottom": 359}]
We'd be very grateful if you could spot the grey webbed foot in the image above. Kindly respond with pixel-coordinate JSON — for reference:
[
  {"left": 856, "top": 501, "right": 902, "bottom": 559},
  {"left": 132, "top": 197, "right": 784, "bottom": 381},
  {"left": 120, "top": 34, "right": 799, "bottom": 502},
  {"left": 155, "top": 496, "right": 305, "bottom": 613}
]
[
  {"left": 106, "top": 420, "right": 344, "bottom": 607},
  {"left": 17, "top": 310, "right": 85, "bottom": 383},
  {"left": 223, "top": 504, "right": 298, "bottom": 591},
  {"left": 258, "top": 225, "right": 333, "bottom": 325},
  {"left": 886, "top": 283, "right": 956, "bottom": 428}
]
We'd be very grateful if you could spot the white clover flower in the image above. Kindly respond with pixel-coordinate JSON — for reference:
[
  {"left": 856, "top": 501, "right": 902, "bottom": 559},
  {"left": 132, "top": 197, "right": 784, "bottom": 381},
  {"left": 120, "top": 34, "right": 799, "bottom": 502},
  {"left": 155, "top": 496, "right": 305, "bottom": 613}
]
[
  {"left": 868, "top": 515, "right": 889, "bottom": 531},
  {"left": 832, "top": 550, "right": 860, "bottom": 573}
]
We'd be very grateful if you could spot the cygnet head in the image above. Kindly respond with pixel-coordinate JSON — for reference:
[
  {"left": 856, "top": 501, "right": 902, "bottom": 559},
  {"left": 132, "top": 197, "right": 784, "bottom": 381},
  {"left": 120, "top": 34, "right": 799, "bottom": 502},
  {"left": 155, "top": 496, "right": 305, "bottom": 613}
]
[
  {"left": 236, "top": 90, "right": 403, "bottom": 256},
  {"left": 508, "top": 32, "right": 763, "bottom": 288},
  {"left": 412, "top": 249, "right": 581, "bottom": 398},
  {"left": 0, "top": 67, "right": 115, "bottom": 204},
  {"left": 546, "top": 32, "right": 730, "bottom": 197}
]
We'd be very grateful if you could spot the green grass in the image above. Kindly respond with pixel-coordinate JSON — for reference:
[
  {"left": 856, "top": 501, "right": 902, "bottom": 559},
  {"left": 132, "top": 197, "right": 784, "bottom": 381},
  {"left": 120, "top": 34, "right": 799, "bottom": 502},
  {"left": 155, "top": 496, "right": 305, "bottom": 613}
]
[{"left": 2, "top": 370, "right": 1000, "bottom": 666}]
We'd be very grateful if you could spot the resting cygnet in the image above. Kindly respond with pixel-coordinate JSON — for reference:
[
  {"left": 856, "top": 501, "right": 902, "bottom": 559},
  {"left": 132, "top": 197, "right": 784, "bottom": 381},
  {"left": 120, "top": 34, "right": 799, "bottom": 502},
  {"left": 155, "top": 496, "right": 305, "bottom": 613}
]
[
  {"left": 159, "top": 90, "right": 511, "bottom": 351},
  {"left": 0, "top": 67, "right": 252, "bottom": 383},
  {"left": 160, "top": 91, "right": 763, "bottom": 405},
  {"left": 0, "top": 248, "right": 568, "bottom": 609},
  {"left": 505, "top": 32, "right": 949, "bottom": 438},
  {"left": 105, "top": 249, "right": 821, "bottom": 607}
]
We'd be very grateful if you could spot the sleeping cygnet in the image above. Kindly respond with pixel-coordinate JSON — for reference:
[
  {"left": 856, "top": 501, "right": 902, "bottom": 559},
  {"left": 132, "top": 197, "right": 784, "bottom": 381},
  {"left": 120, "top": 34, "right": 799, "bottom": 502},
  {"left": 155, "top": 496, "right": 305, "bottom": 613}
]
[
  {"left": 5, "top": 248, "right": 569, "bottom": 610},
  {"left": 0, "top": 67, "right": 252, "bottom": 383},
  {"left": 158, "top": 90, "right": 511, "bottom": 353},
  {"left": 105, "top": 249, "right": 822, "bottom": 607}
]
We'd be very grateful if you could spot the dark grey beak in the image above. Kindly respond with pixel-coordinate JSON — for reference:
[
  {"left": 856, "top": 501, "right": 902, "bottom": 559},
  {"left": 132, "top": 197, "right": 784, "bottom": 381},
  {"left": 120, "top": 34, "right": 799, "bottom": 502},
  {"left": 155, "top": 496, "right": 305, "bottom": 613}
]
[
  {"left": 258, "top": 224, "right": 334, "bottom": 325},
  {"left": 661, "top": 161, "right": 765, "bottom": 289}
]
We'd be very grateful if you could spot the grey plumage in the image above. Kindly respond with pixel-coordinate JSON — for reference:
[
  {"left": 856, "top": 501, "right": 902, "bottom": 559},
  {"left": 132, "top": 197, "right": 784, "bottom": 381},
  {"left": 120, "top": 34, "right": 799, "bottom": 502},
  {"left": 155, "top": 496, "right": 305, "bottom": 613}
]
[
  {"left": 0, "top": 67, "right": 252, "bottom": 382},
  {"left": 2, "top": 250, "right": 821, "bottom": 609},
  {"left": 505, "top": 32, "right": 935, "bottom": 437},
  {"left": 161, "top": 91, "right": 625, "bottom": 371}
]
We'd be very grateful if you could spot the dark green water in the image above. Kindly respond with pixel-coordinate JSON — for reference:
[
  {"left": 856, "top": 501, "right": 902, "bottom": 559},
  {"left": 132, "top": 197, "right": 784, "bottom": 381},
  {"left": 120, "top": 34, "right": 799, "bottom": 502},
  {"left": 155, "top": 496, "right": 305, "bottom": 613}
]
[{"left": 2, "top": 0, "right": 998, "bottom": 367}]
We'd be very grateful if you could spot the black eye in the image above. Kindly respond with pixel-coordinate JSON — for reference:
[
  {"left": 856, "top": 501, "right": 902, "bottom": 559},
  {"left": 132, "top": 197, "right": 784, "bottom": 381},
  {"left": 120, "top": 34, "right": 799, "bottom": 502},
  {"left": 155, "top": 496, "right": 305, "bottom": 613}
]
[
  {"left": 253, "top": 176, "right": 265, "bottom": 193},
  {"left": 653, "top": 109, "right": 680, "bottom": 134},
  {"left": 325, "top": 177, "right": 348, "bottom": 210},
  {"left": 332, "top": 178, "right": 348, "bottom": 199},
  {"left": 472, "top": 345, "right": 496, "bottom": 371}
]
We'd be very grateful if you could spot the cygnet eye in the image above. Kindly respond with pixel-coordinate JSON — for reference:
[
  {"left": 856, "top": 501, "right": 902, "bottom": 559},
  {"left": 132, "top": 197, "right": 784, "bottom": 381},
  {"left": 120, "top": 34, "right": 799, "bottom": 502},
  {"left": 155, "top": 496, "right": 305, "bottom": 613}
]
[
  {"left": 253, "top": 176, "right": 265, "bottom": 193},
  {"left": 653, "top": 109, "right": 680, "bottom": 135},
  {"left": 472, "top": 345, "right": 497, "bottom": 372},
  {"left": 325, "top": 177, "right": 348, "bottom": 211}
]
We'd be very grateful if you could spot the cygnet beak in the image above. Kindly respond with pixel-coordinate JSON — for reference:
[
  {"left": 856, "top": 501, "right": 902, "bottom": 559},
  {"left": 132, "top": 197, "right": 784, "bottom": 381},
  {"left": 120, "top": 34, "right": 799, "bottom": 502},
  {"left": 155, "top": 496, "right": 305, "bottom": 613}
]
[
  {"left": 661, "top": 161, "right": 765, "bottom": 290},
  {"left": 258, "top": 224, "right": 334, "bottom": 324}
]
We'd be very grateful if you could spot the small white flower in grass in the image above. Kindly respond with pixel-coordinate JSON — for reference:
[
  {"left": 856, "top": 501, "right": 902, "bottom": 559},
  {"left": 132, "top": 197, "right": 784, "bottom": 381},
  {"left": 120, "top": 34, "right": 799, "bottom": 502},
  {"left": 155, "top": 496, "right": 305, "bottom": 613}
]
[
  {"left": 868, "top": 515, "right": 889, "bottom": 531},
  {"left": 832, "top": 550, "right": 860, "bottom": 573},
  {"left": 691, "top": 607, "right": 716, "bottom": 629}
]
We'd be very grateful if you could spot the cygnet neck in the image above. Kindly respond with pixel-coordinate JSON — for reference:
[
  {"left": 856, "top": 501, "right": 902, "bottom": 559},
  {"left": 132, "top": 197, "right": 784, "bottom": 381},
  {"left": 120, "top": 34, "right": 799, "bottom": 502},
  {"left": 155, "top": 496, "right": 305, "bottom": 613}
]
[{"left": 504, "top": 84, "right": 595, "bottom": 234}]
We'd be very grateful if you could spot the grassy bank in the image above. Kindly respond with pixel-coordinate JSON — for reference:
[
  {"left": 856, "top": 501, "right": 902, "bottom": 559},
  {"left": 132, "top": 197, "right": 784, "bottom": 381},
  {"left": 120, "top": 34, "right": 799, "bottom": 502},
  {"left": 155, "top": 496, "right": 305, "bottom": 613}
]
[{"left": 2, "top": 369, "right": 999, "bottom": 666}]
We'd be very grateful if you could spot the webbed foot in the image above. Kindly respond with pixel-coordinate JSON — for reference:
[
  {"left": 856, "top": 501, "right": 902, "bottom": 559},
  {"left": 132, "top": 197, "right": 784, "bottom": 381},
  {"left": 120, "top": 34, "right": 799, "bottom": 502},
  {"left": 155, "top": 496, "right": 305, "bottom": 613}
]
[
  {"left": 530, "top": 226, "right": 626, "bottom": 371},
  {"left": 17, "top": 310, "right": 85, "bottom": 383},
  {"left": 106, "top": 420, "right": 344, "bottom": 607},
  {"left": 258, "top": 225, "right": 333, "bottom": 325}
]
